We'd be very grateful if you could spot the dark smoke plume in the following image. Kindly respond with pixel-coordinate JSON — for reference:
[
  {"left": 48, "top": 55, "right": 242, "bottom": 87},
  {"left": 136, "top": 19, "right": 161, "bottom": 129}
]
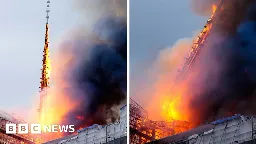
[
  {"left": 133, "top": 0, "right": 256, "bottom": 127},
  {"left": 187, "top": 0, "right": 256, "bottom": 126},
  {"left": 51, "top": 5, "right": 127, "bottom": 132},
  {"left": 63, "top": 17, "right": 126, "bottom": 130}
]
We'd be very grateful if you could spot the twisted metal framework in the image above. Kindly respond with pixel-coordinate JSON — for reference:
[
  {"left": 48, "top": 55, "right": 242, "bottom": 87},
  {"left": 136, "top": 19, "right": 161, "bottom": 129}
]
[
  {"left": 36, "top": 1, "right": 51, "bottom": 143},
  {"left": 0, "top": 1, "right": 52, "bottom": 144},
  {"left": 129, "top": 98, "right": 190, "bottom": 144},
  {"left": 175, "top": 0, "right": 223, "bottom": 84},
  {"left": 175, "top": 0, "right": 254, "bottom": 84},
  {"left": 38, "top": 0, "right": 51, "bottom": 124}
]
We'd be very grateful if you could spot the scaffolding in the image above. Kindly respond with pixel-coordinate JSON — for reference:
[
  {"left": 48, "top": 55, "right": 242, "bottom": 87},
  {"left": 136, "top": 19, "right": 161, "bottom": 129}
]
[
  {"left": 129, "top": 98, "right": 190, "bottom": 144},
  {"left": 38, "top": 0, "right": 51, "bottom": 123}
]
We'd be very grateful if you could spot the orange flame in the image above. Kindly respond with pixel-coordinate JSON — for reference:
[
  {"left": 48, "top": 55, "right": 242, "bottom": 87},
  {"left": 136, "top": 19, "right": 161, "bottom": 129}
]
[
  {"left": 160, "top": 84, "right": 191, "bottom": 122},
  {"left": 212, "top": 5, "right": 217, "bottom": 14},
  {"left": 162, "top": 96, "right": 182, "bottom": 121},
  {"left": 159, "top": 4, "right": 218, "bottom": 126},
  {"left": 36, "top": 46, "right": 79, "bottom": 142},
  {"left": 45, "top": 50, "right": 51, "bottom": 80}
]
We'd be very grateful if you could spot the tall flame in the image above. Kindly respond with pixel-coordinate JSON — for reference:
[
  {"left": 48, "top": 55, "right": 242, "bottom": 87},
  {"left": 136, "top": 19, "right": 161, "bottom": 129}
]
[
  {"left": 45, "top": 24, "right": 51, "bottom": 81},
  {"left": 38, "top": 45, "right": 78, "bottom": 142},
  {"left": 161, "top": 4, "right": 219, "bottom": 123},
  {"left": 39, "top": 23, "right": 51, "bottom": 125}
]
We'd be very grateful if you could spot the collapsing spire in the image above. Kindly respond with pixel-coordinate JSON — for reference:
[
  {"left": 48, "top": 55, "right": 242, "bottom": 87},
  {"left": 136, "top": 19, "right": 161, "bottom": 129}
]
[{"left": 39, "top": 0, "right": 51, "bottom": 124}]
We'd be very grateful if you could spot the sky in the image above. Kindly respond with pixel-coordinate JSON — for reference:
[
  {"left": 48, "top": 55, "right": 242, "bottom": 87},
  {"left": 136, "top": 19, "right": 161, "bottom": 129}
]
[
  {"left": 0, "top": 0, "right": 210, "bottom": 120},
  {"left": 0, "top": 0, "right": 80, "bottom": 118},
  {"left": 130, "top": 1, "right": 208, "bottom": 106}
]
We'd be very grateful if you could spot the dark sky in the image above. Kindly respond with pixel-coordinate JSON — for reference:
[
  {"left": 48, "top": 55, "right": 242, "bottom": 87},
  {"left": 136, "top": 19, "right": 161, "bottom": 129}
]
[{"left": 130, "top": 0, "right": 208, "bottom": 102}]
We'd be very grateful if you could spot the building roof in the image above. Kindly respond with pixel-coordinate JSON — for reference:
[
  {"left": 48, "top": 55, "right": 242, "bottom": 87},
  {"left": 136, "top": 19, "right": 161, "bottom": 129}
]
[
  {"left": 149, "top": 124, "right": 214, "bottom": 144},
  {"left": 211, "top": 114, "right": 241, "bottom": 125},
  {"left": 0, "top": 110, "right": 25, "bottom": 124},
  {"left": 43, "top": 134, "right": 78, "bottom": 144},
  {"left": 148, "top": 115, "right": 246, "bottom": 144}
]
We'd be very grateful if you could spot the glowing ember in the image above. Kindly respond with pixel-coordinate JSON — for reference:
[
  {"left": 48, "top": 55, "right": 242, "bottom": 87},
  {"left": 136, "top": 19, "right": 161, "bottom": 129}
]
[
  {"left": 162, "top": 96, "right": 182, "bottom": 121},
  {"left": 212, "top": 5, "right": 217, "bottom": 14},
  {"left": 76, "top": 116, "right": 84, "bottom": 120}
]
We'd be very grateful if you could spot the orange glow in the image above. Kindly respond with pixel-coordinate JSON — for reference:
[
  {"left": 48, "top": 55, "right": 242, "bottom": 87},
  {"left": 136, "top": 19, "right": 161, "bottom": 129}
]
[
  {"left": 159, "top": 83, "right": 191, "bottom": 123},
  {"left": 36, "top": 43, "right": 79, "bottom": 142},
  {"left": 156, "top": 3, "right": 218, "bottom": 129},
  {"left": 76, "top": 116, "right": 85, "bottom": 120},
  {"left": 44, "top": 25, "right": 51, "bottom": 81},
  {"left": 162, "top": 96, "right": 182, "bottom": 121},
  {"left": 131, "top": 3, "right": 221, "bottom": 143},
  {"left": 212, "top": 5, "right": 217, "bottom": 14},
  {"left": 41, "top": 88, "right": 76, "bottom": 125},
  {"left": 45, "top": 49, "right": 51, "bottom": 80},
  {"left": 39, "top": 88, "right": 76, "bottom": 141}
]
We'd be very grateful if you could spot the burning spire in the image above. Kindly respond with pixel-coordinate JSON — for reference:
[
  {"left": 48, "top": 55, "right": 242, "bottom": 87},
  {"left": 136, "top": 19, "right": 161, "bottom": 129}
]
[
  {"left": 175, "top": 1, "right": 222, "bottom": 83},
  {"left": 162, "top": 0, "right": 223, "bottom": 123},
  {"left": 38, "top": 0, "right": 51, "bottom": 124}
]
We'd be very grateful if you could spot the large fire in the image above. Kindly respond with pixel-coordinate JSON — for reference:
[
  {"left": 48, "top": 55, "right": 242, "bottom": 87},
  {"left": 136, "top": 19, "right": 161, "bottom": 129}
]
[
  {"left": 45, "top": 24, "right": 51, "bottom": 81},
  {"left": 160, "top": 4, "right": 218, "bottom": 126},
  {"left": 132, "top": 0, "right": 256, "bottom": 143},
  {"left": 131, "top": 4, "right": 221, "bottom": 143},
  {"left": 162, "top": 89, "right": 185, "bottom": 121},
  {"left": 36, "top": 42, "right": 79, "bottom": 142}
]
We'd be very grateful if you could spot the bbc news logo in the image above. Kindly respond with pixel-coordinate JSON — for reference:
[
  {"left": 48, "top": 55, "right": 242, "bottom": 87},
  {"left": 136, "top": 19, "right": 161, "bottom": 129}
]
[{"left": 6, "top": 124, "right": 75, "bottom": 134}]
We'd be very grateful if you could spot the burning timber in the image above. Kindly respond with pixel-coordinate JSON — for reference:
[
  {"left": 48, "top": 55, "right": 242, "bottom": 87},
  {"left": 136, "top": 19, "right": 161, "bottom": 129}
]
[
  {"left": 130, "top": 98, "right": 190, "bottom": 144},
  {"left": 43, "top": 105, "right": 127, "bottom": 144},
  {"left": 147, "top": 115, "right": 256, "bottom": 144}
]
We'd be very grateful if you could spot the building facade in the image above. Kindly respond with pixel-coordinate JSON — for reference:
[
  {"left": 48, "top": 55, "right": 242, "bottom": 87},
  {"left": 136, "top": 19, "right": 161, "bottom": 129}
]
[{"left": 45, "top": 105, "right": 127, "bottom": 144}]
